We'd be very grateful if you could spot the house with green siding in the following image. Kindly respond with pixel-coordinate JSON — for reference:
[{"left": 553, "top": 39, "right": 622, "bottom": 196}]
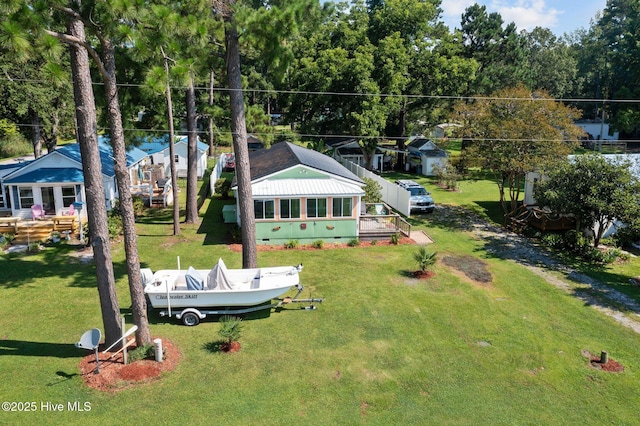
[{"left": 231, "top": 142, "right": 365, "bottom": 245}]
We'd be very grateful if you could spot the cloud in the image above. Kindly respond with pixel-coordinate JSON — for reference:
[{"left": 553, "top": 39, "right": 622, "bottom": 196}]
[
  {"left": 440, "top": 0, "right": 475, "bottom": 25},
  {"left": 440, "top": 0, "right": 564, "bottom": 32},
  {"left": 492, "top": 0, "right": 563, "bottom": 31}
]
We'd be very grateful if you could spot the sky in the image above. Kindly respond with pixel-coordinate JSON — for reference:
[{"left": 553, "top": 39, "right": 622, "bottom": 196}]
[{"left": 440, "top": 0, "right": 607, "bottom": 36}]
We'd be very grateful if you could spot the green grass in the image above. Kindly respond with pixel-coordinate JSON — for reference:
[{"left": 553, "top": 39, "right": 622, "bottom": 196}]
[{"left": 2, "top": 178, "right": 640, "bottom": 424}]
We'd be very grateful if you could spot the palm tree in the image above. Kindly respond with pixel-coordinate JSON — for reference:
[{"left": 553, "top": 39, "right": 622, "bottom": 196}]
[{"left": 413, "top": 246, "right": 437, "bottom": 273}]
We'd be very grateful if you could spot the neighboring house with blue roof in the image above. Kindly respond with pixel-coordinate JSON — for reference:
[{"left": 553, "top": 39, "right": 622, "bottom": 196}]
[
  {"left": 1, "top": 137, "right": 149, "bottom": 219},
  {"left": 0, "top": 161, "right": 32, "bottom": 214},
  {"left": 137, "top": 135, "right": 208, "bottom": 179},
  {"left": 230, "top": 141, "right": 365, "bottom": 245}
]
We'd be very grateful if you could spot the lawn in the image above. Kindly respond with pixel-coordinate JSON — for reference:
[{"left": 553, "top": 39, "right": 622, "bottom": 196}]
[{"left": 1, "top": 177, "right": 640, "bottom": 425}]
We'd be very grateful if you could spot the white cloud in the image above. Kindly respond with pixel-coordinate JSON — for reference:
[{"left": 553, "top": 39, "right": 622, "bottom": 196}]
[
  {"left": 492, "top": 0, "right": 563, "bottom": 31},
  {"left": 440, "top": 0, "right": 565, "bottom": 32},
  {"left": 440, "top": 0, "right": 475, "bottom": 26}
]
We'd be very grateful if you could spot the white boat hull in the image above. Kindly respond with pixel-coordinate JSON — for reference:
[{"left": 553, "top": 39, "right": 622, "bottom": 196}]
[{"left": 144, "top": 261, "right": 301, "bottom": 309}]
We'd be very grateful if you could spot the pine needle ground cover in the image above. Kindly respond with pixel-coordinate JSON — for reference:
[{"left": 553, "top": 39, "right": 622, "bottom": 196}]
[{"left": 1, "top": 181, "right": 639, "bottom": 424}]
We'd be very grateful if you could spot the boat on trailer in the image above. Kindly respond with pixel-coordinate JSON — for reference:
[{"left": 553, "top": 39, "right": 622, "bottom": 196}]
[{"left": 143, "top": 258, "right": 322, "bottom": 325}]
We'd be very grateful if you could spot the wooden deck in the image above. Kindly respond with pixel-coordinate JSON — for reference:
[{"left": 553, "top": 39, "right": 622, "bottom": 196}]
[
  {"left": 2, "top": 216, "right": 79, "bottom": 244},
  {"left": 359, "top": 203, "right": 411, "bottom": 240}
]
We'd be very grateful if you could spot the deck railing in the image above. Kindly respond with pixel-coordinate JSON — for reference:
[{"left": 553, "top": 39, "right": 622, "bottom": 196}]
[{"left": 359, "top": 203, "right": 411, "bottom": 237}]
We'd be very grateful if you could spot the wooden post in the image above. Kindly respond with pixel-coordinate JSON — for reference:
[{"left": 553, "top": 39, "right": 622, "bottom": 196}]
[
  {"left": 122, "top": 317, "right": 128, "bottom": 365},
  {"left": 600, "top": 351, "right": 608, "bottom": 364}
]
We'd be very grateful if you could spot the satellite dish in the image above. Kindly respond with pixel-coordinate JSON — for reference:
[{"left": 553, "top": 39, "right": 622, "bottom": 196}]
[{"left": 75, "top": 328, "right": 101, "bottom": 350}]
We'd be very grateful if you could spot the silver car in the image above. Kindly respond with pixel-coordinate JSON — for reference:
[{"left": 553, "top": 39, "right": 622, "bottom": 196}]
[{"left": 395, "top": 180, "right": 435, "bottom": 213}]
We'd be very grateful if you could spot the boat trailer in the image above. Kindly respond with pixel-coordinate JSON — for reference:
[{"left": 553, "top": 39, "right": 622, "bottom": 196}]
[{"left": 158, "top": 284, "right": 325, "bottom": 326}]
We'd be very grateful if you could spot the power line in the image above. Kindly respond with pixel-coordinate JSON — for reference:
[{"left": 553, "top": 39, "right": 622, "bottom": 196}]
[
  {"left": 1, "top": 75, "right": 639, "bottom": 104},
  {"left": 10, "top": 121, "right": 639, "bottom": 144}
]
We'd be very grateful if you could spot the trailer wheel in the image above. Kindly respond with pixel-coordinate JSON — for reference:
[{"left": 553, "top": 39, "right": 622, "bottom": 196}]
[{"left": 182, "top": 312, "right": 200, "bottom": 326}]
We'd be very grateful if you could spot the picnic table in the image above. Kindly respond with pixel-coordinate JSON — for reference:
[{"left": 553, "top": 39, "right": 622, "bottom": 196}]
[
  {"left": 0, "top": 217, "right": 21, "bottom": 233},
  {"left": 52, "top": 215, "right": 77, "bottom": 231}
]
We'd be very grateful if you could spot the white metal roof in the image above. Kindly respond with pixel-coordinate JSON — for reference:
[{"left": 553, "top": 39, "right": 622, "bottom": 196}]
[{"left": 251, "top": 178, "right": 364, "bottom": 198}]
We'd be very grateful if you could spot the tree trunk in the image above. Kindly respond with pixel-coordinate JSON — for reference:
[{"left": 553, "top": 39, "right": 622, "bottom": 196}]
[
  {"left": 396, "top": 101, "right": 407, "bottom": 170},
  {"left": 42, "top": 108, "right": 59, "bottom": 154},
  {"left": 225, "top": 22, "right": 257, "bottom": 268},
  {"left": 67, "top": 15, "right": 122, "bottom": 348},
  {"left": 185, "top": 76, "right": 199, "bottom": 224},
  {"left": 162, "top": 50, "right": 181, "bottom": 236},
  {"left": 497, "top": 172, "right": 509, "bottom": 215},
  {"left": 30, "top": 114, "right": 43, "bottom": 159},
  {"left": 208, "top": 70, "right": 216, "bottom": 158},
  {"left": 101, "top": 38, "right": 152, "bottom": 346}
]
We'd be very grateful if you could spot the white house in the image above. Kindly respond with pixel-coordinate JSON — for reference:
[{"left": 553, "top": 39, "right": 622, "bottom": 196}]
[
  {"left": 325, "top": 137, "right": 385, "bottom": 171},
  {"left": 1, "top": 138, "right": 148, "bottom": 220},
  {"left": 137, "top": 135, "right": 209, "bottom": 179},
  {"left": 406, "top": 137, "right": 448, "bottom": 176},
  {"left": 433, "top": 123, "right": 461, "bottom": 140},
  {"left": 0, "top": 161, "right": 31, "bottom": 214},
  {"left": 575, "top": 120, "right": 619, "bottom": 141}
]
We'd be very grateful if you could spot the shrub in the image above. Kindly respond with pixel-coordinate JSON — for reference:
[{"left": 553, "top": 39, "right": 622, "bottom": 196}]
[
  {"left": 370, "top": 239, "right": 377, "bottom": 245},
  {"left": 128, "top": 344, "right": 156, "bottom": 362},
  {"left": 598, "top": 247, "right": 630, "bottom": 264},
  {"left": 214, "top": 178, "right": 232, "bottom": 198},
  {"left": 132, "top": 196, "right": 146, "bottom": 217},
  {"left": 312, "top": 239, "right": 324, "bottom": 249},
  {"left": 107, "top": 212, "right": 123, "bottom": 238},
  {"left": 433, "top": 163, "right": 460, "bottom": 190},
  {"left": 563, "top": 229, "right": 590, "bottom": 254},
  {"left": 0, "top": 233, "right": 14, "bottom": 249},
  {"left": 347, "top": 238, "right": 359, "bottom": 247},
  {"left": 612, "top": 226, "right": 640, "bottom": 248},
  {"left": 284, "top": 240, "right": 299, "bottom": 249},
  {"left": 541, "top": 232, "right": 564, "bottom": 249},
  {"left": 362, "top": 177, "right": 383, "bottom": 203},
  {"left": 413, "top": 246, "right": 437, "bottom": 272},
  {"left": 390, "top": 233, "right": 400, "bottom": 245}
]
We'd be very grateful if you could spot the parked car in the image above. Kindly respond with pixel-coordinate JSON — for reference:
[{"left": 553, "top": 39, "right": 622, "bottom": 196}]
[{"left": 395, "top": 180, "right": 435, "bottom": 213}]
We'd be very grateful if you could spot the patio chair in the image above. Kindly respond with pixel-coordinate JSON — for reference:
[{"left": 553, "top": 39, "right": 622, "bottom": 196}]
[{"left": 31, "top": 204, "right": 45, "bottom": 220}]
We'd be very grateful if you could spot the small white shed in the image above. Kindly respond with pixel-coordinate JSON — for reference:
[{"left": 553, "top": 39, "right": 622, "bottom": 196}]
[{"left": 406, "top": 137, "right": 448, "bottom": 176}]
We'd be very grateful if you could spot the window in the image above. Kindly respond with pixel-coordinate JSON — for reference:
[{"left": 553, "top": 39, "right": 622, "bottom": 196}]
[
  {"left": 174, "top": 154, "right": 179, "bottom": 163},
  {"left": 19, "top": 187, "right": 34, "bottom": 209},
  {"left": 280, "top": 199, "right": 300, "bottom": 219},
  {"left": 62, "top": 186, "right": 76, "bottom": 207},
  {"left": 254, "top": 199, "right": 275, "bottom": 219},
  {"left": 306, "top": 198, "right": 327, "bottom": 218},
  {"left": 332, "top": 197, "right": 352, "bottom": 217}
]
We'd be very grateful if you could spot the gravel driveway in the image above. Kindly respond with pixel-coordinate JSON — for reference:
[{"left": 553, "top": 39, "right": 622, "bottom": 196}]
[{"left": 433, "top": 204, "right": 640, "bottom": 334}]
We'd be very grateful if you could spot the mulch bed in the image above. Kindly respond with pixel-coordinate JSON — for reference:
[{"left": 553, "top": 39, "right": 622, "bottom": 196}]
[
  {"left": 229, "top": 237, "right": 415, "bottom": 252},
  {"left": 583, "top": 350, "right": 625, "bottom": 372},
  {"left": 412, "top": 270, "right": 435, "bottom": 280},
  {"left": 78, "top": 337, "right": 181, "bottom": 392},
  {"left": 589, "top": 356, "right": 625, "bottom": 372}
]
